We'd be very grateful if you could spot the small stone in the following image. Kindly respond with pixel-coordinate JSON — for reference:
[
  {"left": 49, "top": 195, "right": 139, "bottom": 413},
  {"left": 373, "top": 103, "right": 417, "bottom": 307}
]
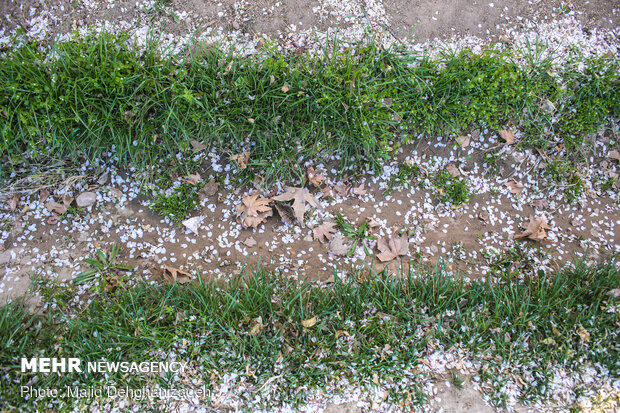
[{"left": 76, "top": 192, "right": 97, "bottom": 207}]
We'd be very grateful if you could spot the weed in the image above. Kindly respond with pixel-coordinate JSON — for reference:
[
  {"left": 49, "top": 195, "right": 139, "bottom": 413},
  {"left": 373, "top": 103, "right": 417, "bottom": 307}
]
[
  {"left": 433, "top": 171, "right": 471, "bottom": 205},
  {"left": 385, "top": 162, "right": 422, "bottom": 194},
  {"left": 150, "top": 182, "right": 201, "bottom": 222},
  {"left": 335, "top": 213, "right": 374, "bottom": 256},
  {"left": 73, "top": 244, "right": 133, "bottom": 292}
]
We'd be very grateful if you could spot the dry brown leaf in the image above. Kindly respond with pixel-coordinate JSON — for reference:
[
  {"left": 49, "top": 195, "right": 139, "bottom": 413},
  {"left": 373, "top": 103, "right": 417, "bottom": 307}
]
[
  {"left": 336, "top": 330, "right": 350, "bottom": 338},
  {"left": 301, "top": 317, "right": 317, "bottom": 328},
  {"left": 281, "top": 83, "right": 290, "bottom": 93},
  {"left": 531, "top": 199, "right": 549, "bottom": 210},
  {"left": 446, "top": 163, "right": 460, "bottom": 178},
  {"left": 39, "top": 189, "right": 50, "bottom": 204},
  {"left": 329, "top": 234, "right": 351, "bottom": 256},
  {"left": 376, "top": 232, "right": 409, "bottom": 262},
  {"left": 333, "top": 182, "right": 350, "bottom": 197},
  {"left": 164, "top": 265, "right": 192, "bottom": 284},
  {"left": 190, "top": 139, "right": 207, "bottom": 151},
  {"left": 382, "top": 97, "right": 393, "bottom": 107},
  {"left": 231, "top": 152, "right": 251, "bottom": 169},
  {"left": 321, "top": 185, "right": 334, "bottom": 198},
  {"left": 273, "top": 201, "right": 296, "bottom": 225},
  {"left": 514, "top": 215, "right": 551, "bottom": 241},
  {"left": 269, "top": 75, "right": 275, "bottom": 85},
  {"left": 249, "top": 316, "right": 264, "bottom": 336},
  {"left": 236, "top": 193, "right": 273, "bottom": 228},
  {"left": 353, "top": 183, "right": 367, "bottom": 195},
  {"left": 45, "top": 201, "right": 68, "bottom": 215},
  {"left": 272, "top": 187, "right": 322, "bottom": 224},
  {"left": 8, "top": 195, "right": 17, "bottom": 211},
  {"left": 307, "top": 167, "right": 324, "bottom": 187},
  {"left": 455, "top": 135, "right": 470, "bottom": 148},
  {"left": 366, "top": 217, "right": 379, "bottom": 229},
  {"left": 47, "top": 215, "right": 60, "bottom": 225},
  {"left": 499, "top": 129, "right": 515, "bottom": 145},
  {"left": 182, "top": 173, "right": 202, "bottom": 185},
  {"left": 242, "top": 237, "right": 257, "bottom": 247},
  {"left": 200, "top": 179, "right": 219, "bottom": 197},
  {"left": 576, "top": 325, "right": 590, "bottom": 343},
  {"left": 313, "top": 222, "right": 337, "bottom": 243},
  {"left": 505, "top": 180, "right": 525, "bottom": 195},
  {"left": 608, "top": 149, "right": 620, "bottom": 161}
]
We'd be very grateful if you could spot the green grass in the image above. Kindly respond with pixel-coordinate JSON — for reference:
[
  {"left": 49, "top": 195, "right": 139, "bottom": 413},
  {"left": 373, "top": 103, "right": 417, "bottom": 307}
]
[
  {"left": 433, "top": 170, "right": 471, "bottom": 205},
  {"left": 0, "top": 32, "right": 617, "bottom": 185},
  {"left": 150, "top": 182, "right": 201, "bottom": 222},
  {"left": 1, "top": 259, "right": 617, "bottom": 411}
]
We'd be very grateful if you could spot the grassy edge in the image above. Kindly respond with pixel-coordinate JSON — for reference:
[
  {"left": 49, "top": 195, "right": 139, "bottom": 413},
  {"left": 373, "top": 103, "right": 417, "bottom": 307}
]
[{"left": 0, "top": 259, "right": 618, "bottom": 410}]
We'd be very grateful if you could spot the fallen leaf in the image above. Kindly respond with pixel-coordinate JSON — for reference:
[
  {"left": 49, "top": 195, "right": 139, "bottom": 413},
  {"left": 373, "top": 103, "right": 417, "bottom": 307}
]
[
  {"left": 182, "top": 173, "right": 202, "bottom": 185},
  {"left": 446, "top": 163, "right": 460, "bottom": 178},
  {"left": 336, "top": 330, "right": 350, "bottom": 338},
  {"left": 62, "top": 194, "right": 74, "bottom": 206},
  {"left": 505, "top": 180, "right": 525, "bottom": 195},
  {"left": 329, "top": 234, "right": 351, "bottom": 256},
  {"left": 514, "top": 215, "right": 551, "bottom": 241},
  {"left": 182, "top": 216, "right": 202, "bottom": 235},
  {"left": 301, "top": 317, "right": 317, "bottom": 328},
  {"left": 242, "top": 237, "right": 257, "bottom": 247},
  {"left": 321, "top": 185, "right": 334, "bottom": 198},
  {"left": 8, "top": 195, "right": 17, "bottom": 211},
  {"left": 272, "top": 187, "right": 322, "bottom": 224},
  {"left": 190, "top": 139, "right": 207, "bottom": 151},
  {"left": 247, "top": 117, "right": 255, "bottom": 124},
  {"left": 269, "top": 75, "right": 275, "bottom": 85},
  {"left": 200, "top": 179, "right": 219, "bottom": 197},
  {"left": 307, "top": 167, "right": 324, "bottom": 187},
  {"left": 608, "top": 149, "right": 620, "bottom": 161},
  {"left": 541, "top": 337, "right": 556, "bottom": 345},
  {"left": 455, "top": 136, "right": 470, "bottom": 148},
  {"left": 531, "top": 199, "right": 549, "bottom": 210},
  {"left": 281, "top": 83, "right": 290, "bottom": 93},
  {"left": 333, "top": 182, "right": 350, "bottom": 197},
  {"left": 39, "top": 189, "right": 50, "bottom": 204},
  {"left": 382, "top": 97, "right": 393, "bottom": 107},
  {"left": 163, "top": 265, "right": 192, "bottom": 284},
  {"left": 45, "top": 201, "right": 68, "bottom": 215},
  {"left": 353, "top": 183, "right": 367, "bottom": 195},
  {"left": 231, "top": 152, "right": 251, "bottom": 169},
  {"left": 76, "top": 192, "right": 97, "bottom": 207},
  {"left": 47, "top": 215, "right": 60, "bottom": 225},
  {"left": 236, "top": 193, "right": 273, "bottom": 228},
  {"left": 376, "top": 232, "right": 409, "bottom": 262},
  {"left": 96, "top": 172, "right": 109, "bottom": 186},
  {"left": 499, "top": 129, "right": 515, "bottom": 145},
  {"left": 273, "top": 201, "right": 296, "bottom": 225},
  {"left": 313, "top": 222, "right": 337, "bottom": 243},
  {"left": 576, "top": 325, "right": 590, "bottom": 343},
  {"left": 249, "top": 316, "right": 264, "bottom": 336},
  {"left": 366, "top": 217, "right": 379, "bottom": 229}
]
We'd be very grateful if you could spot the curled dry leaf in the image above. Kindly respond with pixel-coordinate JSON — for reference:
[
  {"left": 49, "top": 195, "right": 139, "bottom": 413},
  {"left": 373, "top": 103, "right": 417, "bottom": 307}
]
[
  {"left": 301, "top": 317, "right": 317, "bottom": 328},
  {"left": 281, "top": 83, "right": 290, "bottom": 93},
  {"left": 576, "top": 325, "right": 590, "bottom": 343},
  {"left": 321, "top": 185, "right": 334, "bottom": 198},
  {"left": 531, "top": 199, "right": 549, "bottom": 210},
  {"left": 365, "top": 217, "right": 379, "bottom": 229},
  {"left": 164, "top": 265, "right": 191, "bottom": 284},
  {"left": 242, "top": 236, "right": 257, "bottom": 247},
  {"left": 333, "top": 182, "right": 350, "bottom": 197},
  {"left": 8, "top": 195, "right": 18, "bottom": 211},
  {"left": 249, "top": 316, "right": 264, "bottom": 336},
  {"left": 182, "top": 173, "right": 202, "bottom": 185},
  {"left": 236, "top": 193, "right": 273, "bottom": 229},
  {"left": 313, "top": 222, "right": 337, "bottom": 243},
  {"left": 39, "top": 189, "right": 50, "bottom": 204},
  {"left": 514, "top": 215, "right": 551, "bottom": 241},
  {"left": 328, "top": 234, "right": 351, "bottom": 256},
  {"left": 353, "top": 183, "right": 367, "bottom": 195},
  {"left": 455, "top": 135, "right": 470, "bottom": 148},
  {"left": 376, "top": 232, "right": 409, "bottom": 262},
  {"left": 499, "top": 129, "right": 515, "bottom": 145},
  {"left": 182, "top": 216, "right": 202, "bottom": 235},
  {"left": 231, "top": 152, "right": 251, "bottom": 169},
  {"left": 608, "top": 149, "right": 620, "bottom": 161},
  {"left": 273, "top": 201, "right": 296, "bottom": 226},
  {"left": 446, "top": 163, "right": 460, "bottom": 178},
  {"left": 272, "top": 187, "right": 322, "bottom": 224},
  {"left": 97, "top": 172, "right": 109, "bottom": 185},
  {"left": 505, "top": 180, "right": 525, "bottom": 195},
  {"left": 200, "top": 179, "right": 219, "bottom": 197},
  {"left": 45, "top": 194, "right": 73, "bottom": 214},
  {"left": 190, "top": 139, "right": 207, "bottom": 151},
  {"left": 307, "top": 167, "right": 324, "bottom": 187}
]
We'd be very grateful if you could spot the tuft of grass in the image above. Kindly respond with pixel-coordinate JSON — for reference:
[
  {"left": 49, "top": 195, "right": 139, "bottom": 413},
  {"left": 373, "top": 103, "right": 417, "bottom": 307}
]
[
  {"left": 433, "top": 170, "right": 471, "bottom": 205},
  {"left": 150, "top": 182, "right": 201, "bottom": 222},
  {"left": 73, "top": 244, "right": 133, "bottom": 292},
  {"left": 0, "top": 259, "right": 617, "bottom": 410},
  {"left": 0, "top": 33, "right": 617, "bottom": 184}
]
